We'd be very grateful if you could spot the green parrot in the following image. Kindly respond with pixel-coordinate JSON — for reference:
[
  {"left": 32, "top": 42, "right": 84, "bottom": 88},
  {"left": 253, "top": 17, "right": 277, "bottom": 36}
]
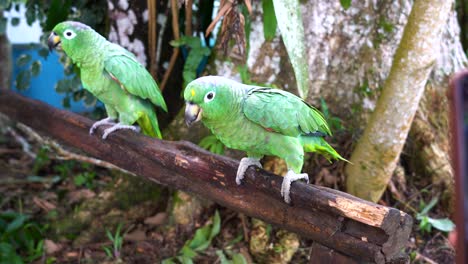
[
  {"left": 184, "top": 76, "right": 347, "bottom": 204},
  {"left": 48, "top": 21, "right": 167, "bottom": 139}
]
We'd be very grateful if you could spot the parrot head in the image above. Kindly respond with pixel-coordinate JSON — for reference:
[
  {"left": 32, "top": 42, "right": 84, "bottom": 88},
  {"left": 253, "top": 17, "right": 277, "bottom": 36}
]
[
  {"left": 48, "top": 21, "right": 96, "bottom": 58},
  {"left": 184, "top": 76, "right": 238, "bottom": 126}
]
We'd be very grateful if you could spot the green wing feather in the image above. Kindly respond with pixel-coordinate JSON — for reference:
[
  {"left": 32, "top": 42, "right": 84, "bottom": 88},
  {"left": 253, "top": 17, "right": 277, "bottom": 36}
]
[
  {"left": 242, "top": 88, "right": 331, "bottom": 137},
  {"left": 103, "top": 51, "right": 167, "bottom": 111}
]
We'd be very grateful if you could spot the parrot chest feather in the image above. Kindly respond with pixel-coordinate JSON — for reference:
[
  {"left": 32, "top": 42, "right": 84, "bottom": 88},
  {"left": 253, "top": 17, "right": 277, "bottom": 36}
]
[{"left": 203, "top": 115, "right": 290, "bottom": 156}]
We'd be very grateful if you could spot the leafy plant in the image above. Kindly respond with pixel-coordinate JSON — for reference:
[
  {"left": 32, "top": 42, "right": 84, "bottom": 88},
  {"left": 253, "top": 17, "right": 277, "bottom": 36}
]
[
  {"left": 199, "top": 135, "right": 225, "bottom": 155},
  {"left": 0, "top": 211, "right": 44, "bottom": 264},
  {"left": 31, "top": 145, "right": 51, "bottom": 175},
  {"left": 102, "top": 223, "right": 124, "bottom": 262},
  {"left": 216, "top": 250, "right": 247, "bottom": 264},
  {"left": 262, "top": 0, "right": 277, "bottom": 41},
  {"left": 170, "top": 36, "right": 211, "bottom": 88},
  {"left": 340, "top": 0, "right": 351, "bottom": 10},
  {"left": 163, "top": 210, "right": 221, "bottom": 264},
  {"left": 417, "top": 197, "right": 455, "bottom": 234},
  {"left": 73, "top": 171, "right": 96, "bottom": 189},
  {"left": 320, "top": 98, "right": 344, "bottom": 131}
]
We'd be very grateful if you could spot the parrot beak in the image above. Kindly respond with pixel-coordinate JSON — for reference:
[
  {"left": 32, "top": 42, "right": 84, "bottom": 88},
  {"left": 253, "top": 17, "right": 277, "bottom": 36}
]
[
  {"left": 48, "top": 32, "right": 61, "bottom": 51},
  {"left": 185, "top": 102, "right": 202, "bottom": 126}
]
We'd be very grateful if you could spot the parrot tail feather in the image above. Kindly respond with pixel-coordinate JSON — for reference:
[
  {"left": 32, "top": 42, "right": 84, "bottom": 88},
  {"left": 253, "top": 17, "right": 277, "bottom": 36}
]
[
  {"left": 300, "top": 136, "right": 350, "bottom": 163},
  {"left": 137, "top": 110, "right": 162, "bottom": 139}
]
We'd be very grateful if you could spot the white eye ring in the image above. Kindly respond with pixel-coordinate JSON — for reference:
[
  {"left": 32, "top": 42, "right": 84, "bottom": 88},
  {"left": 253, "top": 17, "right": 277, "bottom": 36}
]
[
  {"left": 63, "top": 29, "right": 77, "bottom": 40},
  {"left": 204, "top": 91, "right": 216, "bottom": 103}
]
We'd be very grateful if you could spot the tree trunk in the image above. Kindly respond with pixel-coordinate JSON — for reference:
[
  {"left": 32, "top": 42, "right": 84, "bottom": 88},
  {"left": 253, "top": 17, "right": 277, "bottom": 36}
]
[{"left": 345, "top": 0, "right": 453, "bottom": 202}]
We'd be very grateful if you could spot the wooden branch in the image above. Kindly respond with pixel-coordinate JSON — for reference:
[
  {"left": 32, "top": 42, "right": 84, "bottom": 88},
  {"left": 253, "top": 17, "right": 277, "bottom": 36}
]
[{"left": 0, "top": 90, "right": 412, "bottom": 263}]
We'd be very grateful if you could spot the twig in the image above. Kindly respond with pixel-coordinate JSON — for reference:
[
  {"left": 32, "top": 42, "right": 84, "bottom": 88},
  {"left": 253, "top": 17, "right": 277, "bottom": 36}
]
[
  {"left": 205, "top": 0, "right": 233, "bottom": 37},
  {"left": 239, "top": 213, "right": 249, "bottom": 242},
  {"left": 185, "top": 0, "right": 193, "bottom": 37},
  {"left": 6, "top": 127, "right": 36, "bottom": 159},
  {"left": 147, "top": 0, "right": 158, "bottom": 78},
  {"left": 415, "top": 252, "right": 438, "bottom": 264},
  {"left": 16, "top": 124, "right": 133, "bottom": 175},
  {"left": 160, "top": 0, "right": 181, "bottom": 91}
]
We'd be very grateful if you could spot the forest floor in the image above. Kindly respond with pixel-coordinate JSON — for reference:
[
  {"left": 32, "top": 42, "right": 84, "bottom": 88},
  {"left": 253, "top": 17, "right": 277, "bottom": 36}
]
[{"left": 0, "top": 121, "right": 456, "bottom": 264}]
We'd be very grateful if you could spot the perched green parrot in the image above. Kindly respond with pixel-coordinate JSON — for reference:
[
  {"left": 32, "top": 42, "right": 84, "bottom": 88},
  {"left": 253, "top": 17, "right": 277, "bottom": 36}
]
[
  {"left": 184, "top": 76, "right": 347, "bottom": 204},
  {"left": 48, "top": 21, "right": 167, "bottom": 139}
]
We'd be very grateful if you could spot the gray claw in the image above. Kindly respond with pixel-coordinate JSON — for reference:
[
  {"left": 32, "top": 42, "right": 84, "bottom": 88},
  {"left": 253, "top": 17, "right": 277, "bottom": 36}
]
[{"left": 236, "top": 157, "right": 262, "bottom": 185}]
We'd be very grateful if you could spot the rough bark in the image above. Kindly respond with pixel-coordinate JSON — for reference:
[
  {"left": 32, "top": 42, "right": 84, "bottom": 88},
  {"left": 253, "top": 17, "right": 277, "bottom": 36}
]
[
  {"left": 345, "top": 0, "right": 453, "bottom": 202},
  {"left": 407, "top": 12, "right": 467, "bottom": 207},
  {"left": 0, "top": 91, "right": 413, "bottom": 263}
]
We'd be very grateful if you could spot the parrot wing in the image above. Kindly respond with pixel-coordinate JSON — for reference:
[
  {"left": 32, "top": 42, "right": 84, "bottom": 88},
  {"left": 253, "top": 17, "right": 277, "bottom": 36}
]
[
  {"left": 103, "top": 53, "right": 167, "bottom": 111},
  {"left": 242, "top": 87, "right": 331, "bottom": 137}
]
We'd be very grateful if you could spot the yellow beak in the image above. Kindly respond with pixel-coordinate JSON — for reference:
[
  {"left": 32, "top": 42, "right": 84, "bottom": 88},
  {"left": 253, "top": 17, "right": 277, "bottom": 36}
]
[
  {"left": 48, "top": 33, "right": 61, "bottom": 51},
  {"left": 185, "top": 102, "right": 202, "bottom": 126}
]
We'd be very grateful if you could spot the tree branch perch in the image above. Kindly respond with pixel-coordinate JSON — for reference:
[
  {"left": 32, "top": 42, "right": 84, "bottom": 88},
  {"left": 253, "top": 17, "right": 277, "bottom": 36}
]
[{"left": 0, "top": 90, "right": 412, "bottom": 263}]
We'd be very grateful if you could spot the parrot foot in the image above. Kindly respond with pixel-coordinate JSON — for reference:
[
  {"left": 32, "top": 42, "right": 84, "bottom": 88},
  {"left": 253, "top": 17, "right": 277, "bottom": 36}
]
[
  {"left": 89, "top": 117, "right": 116, "bottom": 135},
  {"left": 281, "top": 170, "right": 309, "bottom": 204},
  {"left": 236, "top": 157, "right": 262, "bottom": 185},
  {"left": 102, "top": 123, "right": 141, "bottom": 139}
]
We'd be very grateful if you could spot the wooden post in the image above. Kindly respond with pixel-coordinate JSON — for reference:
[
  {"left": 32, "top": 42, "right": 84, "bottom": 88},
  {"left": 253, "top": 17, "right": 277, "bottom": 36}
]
[{"left": 0, "top": 90, "right": 413, "bottom": 263}]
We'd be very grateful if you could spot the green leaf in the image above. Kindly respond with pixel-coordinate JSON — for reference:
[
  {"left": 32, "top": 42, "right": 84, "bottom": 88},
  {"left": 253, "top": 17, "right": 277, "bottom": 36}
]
[
  {"left": 232, "top": 253, "right": 247, "bottom": 264},
  {"left": 62, "top": 97, "right": 70, "bottom": 108},
  {"left": 44, "top": 0, "right": 71, "bottom": 31},
  {"left": 5, "top": 214, "right": 28, "bottom": 233},
  {"left": 25, "top": 4, "right": 36, "bottom": 25},
  {"left": 0, "top": 242, "right": 23, "bottom": 264},
  {"left": 15, "top": 70, "right": 31, "bottom": 90},
  {"left": 262, "top": 0, "right": 277, "bottom": 41},
  {"left": 173, "top": 36, "right": 211, "bottom": 87},
  {"left": 161, "top": 258, "right": 176, "bottom": 264},
  {"left": 340, "top": 0, "right": 351, "bottom": 10},
  {"left": 216, "top": 250, "right": 230, "bottom": 264},
  {"left": 31, "top": 61, "right": 41, "bottom": 77},
  {"left": 0, "top": 17, "right": 6, "bottom": 35},
  {"left": 73, "top": 174, "right": 87, "bottom": 186},
  {"left": 427, "top": 217, "right": 455, "bottom": 232},
  {"left": 180, "top": 245, "right": 198, "bottom": 259},
  {"left": 177, "top": 255, "right": 194, "bottom": 264},
  {"left": 16, "top": 54, "right": 32, "bottom": 67},
  {"left": 419, "top": 197, "right": 438, "bottom": 216},
  {"left": 0, "top": 0, "right": 11, "bottom": 10},
  {"left": 55, "top": 79, "right": 72, "bottom": 93},
  {"left": 418, "top": 215, "right": 431, "bottom": 233},
  {"left": 10, "top": 17, "right": 19, "bottom": 26},
  {"left": 102, "top": 246, "right": 112, "bottom": 258},
  {"left": 188, "top": 225, "right": 211, "bottom": 251},
  {"left": 272, "top": 0, "right": 309, "bottom": 98},
  {"left": 209, "top": 210, "right": 221, "bottom": 240},
  {"left": 37, "top": 48, "right": 49, "bottom": 59}
]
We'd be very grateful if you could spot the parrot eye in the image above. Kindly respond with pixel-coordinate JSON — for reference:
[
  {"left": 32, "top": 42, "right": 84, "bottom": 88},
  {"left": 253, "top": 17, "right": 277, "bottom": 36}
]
[
  {"left": 204, "top": 91, "right": 216, "bottom": 103},
  {"left": 63, "top": 29, "right": 77, "bottom": 40}
]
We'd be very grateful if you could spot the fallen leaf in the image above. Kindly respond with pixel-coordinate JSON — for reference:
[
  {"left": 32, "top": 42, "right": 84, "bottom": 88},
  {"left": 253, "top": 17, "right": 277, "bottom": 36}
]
[
  {"left": 32, "top": 196, "right": 56, "bottom": 212},
  {"left": 44, "top": 239, "right": 62, "bottom": 254},
  {"left": 125, "top": 229, "right": 147, "bottom": 241},
  {"left": 65, "top": 251, "right": 79, "bottom": 258},
  {"left": 144, "top": 212, "right": 168, "bottom": 226},
  {"left": 68, "top": 189, "right": 96, "bottom": 204}
]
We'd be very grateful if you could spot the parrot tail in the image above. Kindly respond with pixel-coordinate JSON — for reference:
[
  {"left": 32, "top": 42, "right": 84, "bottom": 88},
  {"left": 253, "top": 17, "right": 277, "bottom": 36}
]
[
  {"left": 300, "top": 136, "right": 349, "bottom": 163},
  {"left": 137, "top": 109, "right": 162, "bottom": 139}
]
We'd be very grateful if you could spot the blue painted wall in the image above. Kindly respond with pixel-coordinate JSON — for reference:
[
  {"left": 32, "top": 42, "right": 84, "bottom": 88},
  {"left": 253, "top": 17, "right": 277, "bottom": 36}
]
[{"left": 11, "top": 45, "right": 93, "bottom": 113}]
